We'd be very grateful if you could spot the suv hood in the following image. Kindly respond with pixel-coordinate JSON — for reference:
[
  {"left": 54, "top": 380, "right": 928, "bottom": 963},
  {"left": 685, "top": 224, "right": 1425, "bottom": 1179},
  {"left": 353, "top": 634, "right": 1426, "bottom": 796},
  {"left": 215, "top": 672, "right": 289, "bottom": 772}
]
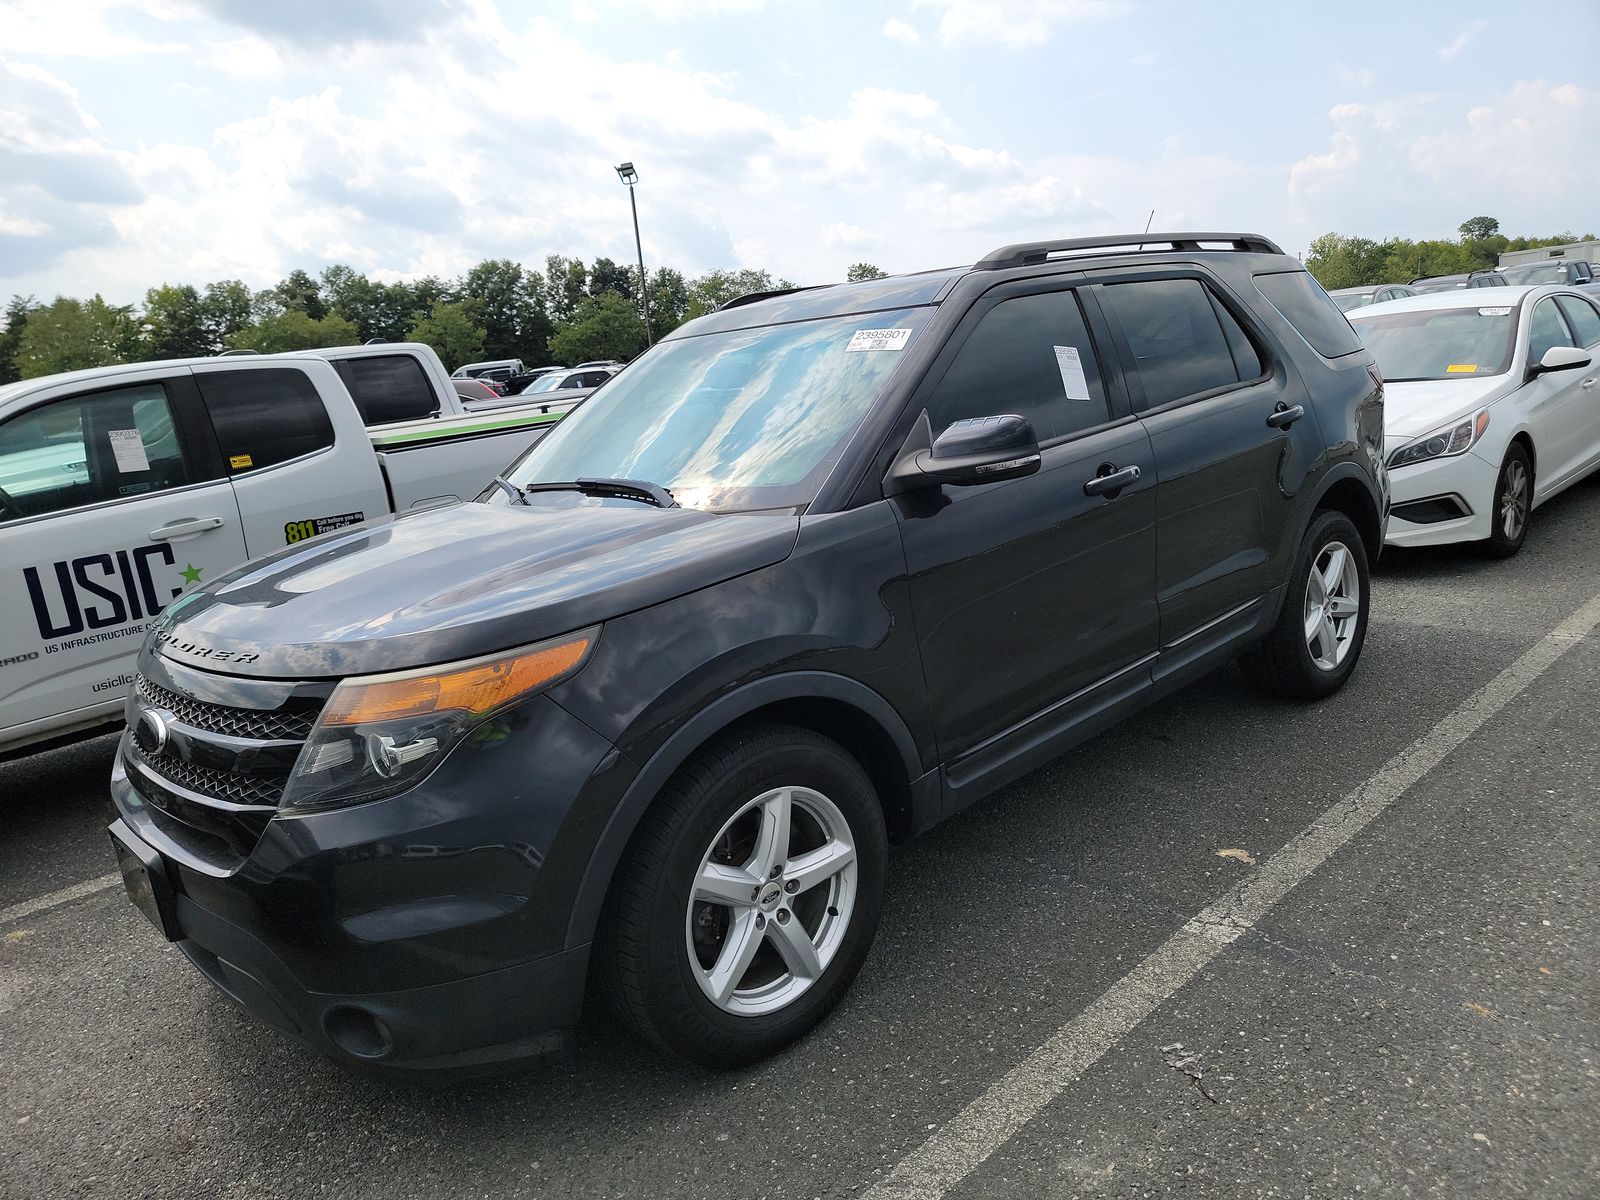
[
  {"left": 153, "top": 501, "right": 800, "bottom": 679},
  {"left": 1382, "top": 375, "right": 1515, "bottom": 441}
]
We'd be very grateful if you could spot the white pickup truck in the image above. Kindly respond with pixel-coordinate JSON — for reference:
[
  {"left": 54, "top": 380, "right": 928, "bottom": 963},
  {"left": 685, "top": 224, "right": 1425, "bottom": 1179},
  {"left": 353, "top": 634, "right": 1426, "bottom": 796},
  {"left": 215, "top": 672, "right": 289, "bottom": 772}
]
[{"left": 0, "top": 343, "right": 564, "bottom": 757}]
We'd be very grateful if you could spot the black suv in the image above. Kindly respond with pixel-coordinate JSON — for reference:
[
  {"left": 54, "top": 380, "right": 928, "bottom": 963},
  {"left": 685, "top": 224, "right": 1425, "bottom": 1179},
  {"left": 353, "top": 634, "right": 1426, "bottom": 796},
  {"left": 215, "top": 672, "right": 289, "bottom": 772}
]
[{"left": 109, "top": 233, "right": 1387, "bottom": 1076}]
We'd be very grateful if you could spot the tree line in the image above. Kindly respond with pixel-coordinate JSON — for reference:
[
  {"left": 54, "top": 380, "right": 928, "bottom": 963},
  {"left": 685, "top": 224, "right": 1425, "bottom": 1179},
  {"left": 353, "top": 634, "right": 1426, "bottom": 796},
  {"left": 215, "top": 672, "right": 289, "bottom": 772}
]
[
  {"left": 0, "top": 258, "right": 892, "bottom": 383},
  {"left": 1304, "top": 217, "right": 1595, "bottom": 291}
]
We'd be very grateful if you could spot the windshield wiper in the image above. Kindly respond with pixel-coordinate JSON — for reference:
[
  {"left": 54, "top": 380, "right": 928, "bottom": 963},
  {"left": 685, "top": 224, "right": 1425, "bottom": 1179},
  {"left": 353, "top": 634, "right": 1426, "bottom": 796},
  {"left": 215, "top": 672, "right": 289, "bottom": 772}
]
[
  {"left": 491, "top": 475, "right": 526, "bottom": 505},
  {"left": 519, "top": 477, "right": 679, "bottom": 509}
]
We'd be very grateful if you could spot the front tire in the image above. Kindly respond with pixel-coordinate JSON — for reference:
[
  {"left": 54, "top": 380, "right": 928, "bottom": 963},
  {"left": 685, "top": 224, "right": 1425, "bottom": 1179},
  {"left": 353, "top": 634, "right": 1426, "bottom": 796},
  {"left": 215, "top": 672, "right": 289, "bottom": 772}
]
[
  {"left": 597, "top": 722, "right": 887, "bottom": 1067},
  {"left": 1241, "top": 510, "right": 1371, "bottom": 701},
  {"left": 1479, "top": 442, "right": 1532, "bottom": 559}
]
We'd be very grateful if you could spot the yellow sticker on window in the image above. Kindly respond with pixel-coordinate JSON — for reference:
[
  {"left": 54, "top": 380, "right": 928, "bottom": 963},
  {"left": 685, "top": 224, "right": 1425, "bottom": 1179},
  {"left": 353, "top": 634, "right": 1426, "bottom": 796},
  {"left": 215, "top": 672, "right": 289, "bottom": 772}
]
[
  {"left": 229, "top": 453, "right": 254, "bottom": 468},
  {"left": 1445, "top": 364, "right": 1478, "bottom": 374}
]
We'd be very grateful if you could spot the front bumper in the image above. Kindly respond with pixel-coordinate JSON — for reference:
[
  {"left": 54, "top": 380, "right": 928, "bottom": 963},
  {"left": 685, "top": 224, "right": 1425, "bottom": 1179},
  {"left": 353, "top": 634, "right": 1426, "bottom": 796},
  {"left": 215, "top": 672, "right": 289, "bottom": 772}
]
[
  {"left": 1383, "top": 445, "right": 1499, "bottom": 548},
  {"left": 108, "top": 686, "right": 618, "bottom": 1079}
]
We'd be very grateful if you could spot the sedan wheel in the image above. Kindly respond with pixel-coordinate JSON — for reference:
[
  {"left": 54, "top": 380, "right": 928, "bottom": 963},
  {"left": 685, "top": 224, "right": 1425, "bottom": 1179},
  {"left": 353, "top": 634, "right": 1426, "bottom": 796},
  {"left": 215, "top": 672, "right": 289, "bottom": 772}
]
[{"left": 1481, "top": 442, "right": 1533, "bottom": 558}]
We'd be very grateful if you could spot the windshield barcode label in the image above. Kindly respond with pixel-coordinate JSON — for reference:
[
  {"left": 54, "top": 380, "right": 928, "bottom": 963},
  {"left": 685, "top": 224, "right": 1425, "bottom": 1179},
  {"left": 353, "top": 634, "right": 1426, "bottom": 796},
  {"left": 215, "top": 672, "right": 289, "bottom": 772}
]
[{"left": 846, "top": 329, "right": 911, "bottom": 352}]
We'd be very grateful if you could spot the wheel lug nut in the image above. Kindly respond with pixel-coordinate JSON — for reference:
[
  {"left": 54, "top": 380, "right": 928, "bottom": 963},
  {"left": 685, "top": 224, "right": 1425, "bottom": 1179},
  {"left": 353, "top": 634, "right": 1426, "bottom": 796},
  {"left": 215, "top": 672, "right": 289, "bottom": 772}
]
[
  {"left": 784, "top": 879, "right": 799, "bottom": 893},
  {"left": 756, "top": 914, "right": 766, "bottom": 929},
  {"left": 769, "top": 865, "right": 783, "bottom": 879},
  {"left": 776, "top": 909, "right": 790, "bottom": 924}
]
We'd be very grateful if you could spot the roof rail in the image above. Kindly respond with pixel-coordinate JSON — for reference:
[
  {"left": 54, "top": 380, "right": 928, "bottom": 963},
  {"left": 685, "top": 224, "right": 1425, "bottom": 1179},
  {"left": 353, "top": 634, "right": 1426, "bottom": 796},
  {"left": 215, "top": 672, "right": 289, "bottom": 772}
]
[
  {"left": 718, "top": 285, "right": 827, "bottom": 311},
  {"left": 974, "top": 231, "right": 1284, "bottom": 271}
]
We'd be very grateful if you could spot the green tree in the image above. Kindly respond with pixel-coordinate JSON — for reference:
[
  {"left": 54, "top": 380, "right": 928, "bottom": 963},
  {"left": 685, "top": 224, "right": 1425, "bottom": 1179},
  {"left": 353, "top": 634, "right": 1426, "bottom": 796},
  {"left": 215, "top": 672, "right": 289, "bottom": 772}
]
[
  {"left": 0, "top": 295, "right": 39, "bottom": 384},
  {"left": 140, "top": 283, "right": 209, "bottom": 359},
  {"left": 16, "top": 296, "right": 138, "bottom": 378},
  {"left": 685, "top": 268, "right": 793, "bottom": 319},
  {"left": 201, "top": 280, "right": 254, "bottom": 351},
  {"left": 545, "top": 255, "right": 589, "bottom": 326},
  {"left": 406, "top": 301, "right": 486, "bottom": 371},
  {"left": 548, "top": 292, "right": 647, "bottom": 365},
  {"left": 846, "top": 262, "right": 888, "bottom": 282},
  {"left": 588, "top": 256, "right": 635, "bottom": 300},
  {"left": 227, "top": 310, "right": 358, "bottom": 354},
  {"left": 645, "top": 267, "right": 689, "bottom": 339},
  {"left": 1458, "top": 216, "right": 1500, "bottom": 242},
  {"left": 1305, "top": 234, "right": 1388, "bottom": 289},
  {"left": 459, "top": 259, "right": 551, "bottom": 362},
  {"left": 255, "top": 268, "right": 326, "bottom": 321}
]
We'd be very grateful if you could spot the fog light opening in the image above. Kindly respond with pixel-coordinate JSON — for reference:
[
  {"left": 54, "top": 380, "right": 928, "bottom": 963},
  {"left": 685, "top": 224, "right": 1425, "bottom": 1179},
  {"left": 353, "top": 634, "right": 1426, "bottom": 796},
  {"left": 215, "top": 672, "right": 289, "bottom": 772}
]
[{"left": 323, "top": 1005, "right": 394, "bottom": 1060}]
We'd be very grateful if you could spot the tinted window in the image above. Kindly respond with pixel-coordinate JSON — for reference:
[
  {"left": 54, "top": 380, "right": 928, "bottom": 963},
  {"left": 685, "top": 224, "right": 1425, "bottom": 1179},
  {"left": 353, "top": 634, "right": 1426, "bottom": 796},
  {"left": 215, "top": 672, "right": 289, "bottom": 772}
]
[
  {"left": 0, "top": 383, "right": 193, "bottom": 523},
  {"left": 1103, "top": 279, "right": 1242, "bottom": 408},
  {"left": 926, "top": 289, "right": 1109, "bottom": 443},
  {"left": 1528, "top": 299, "right": 1576, "bottom": 364},
  {"left": 196, "top": 368, "right": 334, "bottom": 473},
  {"left": 1254, "top": 271, "right": 1365, "bottom": 357},
  {"left": 1208, "top": 290, "right": 1263, "bottom": 381},
  {"left": 333, "top": 355, "right": 438, "bottom": 425},
  {"left": 1555, "top": 296, "right": 1600, "bottom": 348}
]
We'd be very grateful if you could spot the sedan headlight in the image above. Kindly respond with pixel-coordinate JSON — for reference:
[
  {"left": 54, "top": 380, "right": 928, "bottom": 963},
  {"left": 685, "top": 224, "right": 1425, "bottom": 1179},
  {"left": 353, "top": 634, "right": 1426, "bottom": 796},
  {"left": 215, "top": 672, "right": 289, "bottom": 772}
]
[
  {"left": 1387, "top": 410, "right": 1490, "bottom": 470},
  {"left": 279, "top": 628, "right": 598, "bottom": 812}
]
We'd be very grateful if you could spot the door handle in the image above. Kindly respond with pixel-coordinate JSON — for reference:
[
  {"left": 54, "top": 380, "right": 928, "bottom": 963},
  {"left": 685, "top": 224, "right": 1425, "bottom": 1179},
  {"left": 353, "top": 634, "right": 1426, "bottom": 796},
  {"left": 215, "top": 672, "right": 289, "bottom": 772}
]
[
  {"left": 1267, "top": 402, "right": 1306, "bottom": 429},
  {"left": 148, "top": 517, "right": 224, "bottom": 542},
  {"left": 1083, "top": 463, "right": 1141, "bottom": 497},
  {"left": 1582, "top": 377, "right": 1596, "bottom": 390}
]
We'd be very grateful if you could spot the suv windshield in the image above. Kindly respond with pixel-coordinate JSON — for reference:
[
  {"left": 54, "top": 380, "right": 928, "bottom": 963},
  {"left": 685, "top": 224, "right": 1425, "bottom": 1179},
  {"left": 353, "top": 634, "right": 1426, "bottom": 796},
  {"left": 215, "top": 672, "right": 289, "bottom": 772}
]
[
  {"left": 1500, "top": 263, "right": 1567, "bottom": 286},
  {"left": 504, "top": 307, "right": 932, "bottom": 512},
  {"left": 1351, "top": 306, "right": 1516, "bottom": 381}
]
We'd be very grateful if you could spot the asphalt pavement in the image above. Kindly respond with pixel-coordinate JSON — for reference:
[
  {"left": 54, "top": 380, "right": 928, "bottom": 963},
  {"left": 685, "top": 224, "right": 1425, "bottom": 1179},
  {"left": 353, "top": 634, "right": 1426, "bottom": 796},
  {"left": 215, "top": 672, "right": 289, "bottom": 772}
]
[{"left": 3, "top": 477, "right": 1597, "bottom": 1200}]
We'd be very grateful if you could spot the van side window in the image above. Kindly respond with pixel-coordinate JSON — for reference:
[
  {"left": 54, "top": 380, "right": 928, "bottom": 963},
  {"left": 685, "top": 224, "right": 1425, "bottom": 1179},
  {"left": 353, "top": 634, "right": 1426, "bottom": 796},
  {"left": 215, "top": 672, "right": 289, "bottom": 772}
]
[
  {"left": 0, "top": 383, "right": 193, "bottom": 523},
  {"left": 1103, "top": 278, "right": 1251, "bottom": 409},
  {"left": 927, "top": 289, "right": 1110, "bottom": 444},
  {"left": 195, "top": 368, "right": 335, "bottom": 473},
  {"left": 332, "top": 355, "right": 438, "bottom": 425}
]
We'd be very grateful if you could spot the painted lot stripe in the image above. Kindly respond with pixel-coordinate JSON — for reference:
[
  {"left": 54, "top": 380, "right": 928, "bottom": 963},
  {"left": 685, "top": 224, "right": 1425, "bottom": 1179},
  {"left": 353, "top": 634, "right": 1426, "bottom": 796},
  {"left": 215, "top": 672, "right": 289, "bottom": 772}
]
[
  {"left": 0, "top": 872, "right": 120, "bottom": 928},
  {"left": 867, "top": 590, "right": 1600, "bottom": 1200}
]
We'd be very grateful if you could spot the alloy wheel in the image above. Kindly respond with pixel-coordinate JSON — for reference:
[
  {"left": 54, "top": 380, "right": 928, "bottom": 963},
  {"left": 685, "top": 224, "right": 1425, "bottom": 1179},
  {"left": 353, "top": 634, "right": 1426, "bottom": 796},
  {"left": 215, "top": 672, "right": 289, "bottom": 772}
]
[
  {"left": 1302, "top": 540, "right": 1360, "bottom": 672},
  {"left": 1500, "top": 458, "right": 1528, "bottom": 542},
  {"left": 685, "top": 786, "right": 858, "bottom": 1016}
]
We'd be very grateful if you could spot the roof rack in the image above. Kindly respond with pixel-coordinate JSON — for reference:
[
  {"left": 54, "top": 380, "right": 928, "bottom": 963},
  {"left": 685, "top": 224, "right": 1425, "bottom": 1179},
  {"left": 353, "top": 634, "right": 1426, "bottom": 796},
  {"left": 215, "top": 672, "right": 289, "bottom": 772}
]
[
  {"left": 719, "top": 285, "right": 827, "bottom": 311},
  {"left": 974, "top": 232, "right": 1283, "bottom": 271}
]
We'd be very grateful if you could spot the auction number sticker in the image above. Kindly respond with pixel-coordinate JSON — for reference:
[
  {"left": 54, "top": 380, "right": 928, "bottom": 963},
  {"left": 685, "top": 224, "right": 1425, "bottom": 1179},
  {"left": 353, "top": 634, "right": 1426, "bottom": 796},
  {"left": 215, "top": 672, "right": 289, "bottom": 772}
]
[
  {"left": 846, "top": 328, "right": 912, "bottom": 352},
  {"left": 284, "top": 511, "right": 365, "bottom": 544}
]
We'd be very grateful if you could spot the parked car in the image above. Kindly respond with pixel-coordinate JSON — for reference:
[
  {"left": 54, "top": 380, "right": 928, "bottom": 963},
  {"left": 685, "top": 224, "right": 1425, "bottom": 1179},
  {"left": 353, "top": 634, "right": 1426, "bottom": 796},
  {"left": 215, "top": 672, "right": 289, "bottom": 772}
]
[
  {"left": 1410, "top": 270, "right": 1508, "bottom": 294},
  {"left": 0, "top": 344, "right": 565, "bottom": 758},
  {"left": 1499, "top": 260, "right": 1598, "bottom": 292},
  {"left": 1349, "top": 285, "right": 1600, "bottom": 554},
  {"left": 450, "top": 358, "right": 523, "bottom": 391},
  {"left": 1330, "top": 284, "right": 1421, "bottom": 312},
  {"left": 108, "top": 231, "right": 1385, "bottom": 1077},
  {"left": 502, "top": 365, "right": 566, "bottom": 395},
  {"left": 451, "top": 378, "right": 502, "bottom": 403},
  {"left": 461, "top": 365, "right": 620, "bottom": 416}
]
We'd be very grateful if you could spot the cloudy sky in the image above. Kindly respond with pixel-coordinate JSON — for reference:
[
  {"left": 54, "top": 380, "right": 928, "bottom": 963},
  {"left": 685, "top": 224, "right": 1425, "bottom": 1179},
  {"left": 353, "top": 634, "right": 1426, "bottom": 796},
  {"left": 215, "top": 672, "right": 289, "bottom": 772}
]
[{"left": 2, "top": 0, "right": 1596, "bottom": 306}]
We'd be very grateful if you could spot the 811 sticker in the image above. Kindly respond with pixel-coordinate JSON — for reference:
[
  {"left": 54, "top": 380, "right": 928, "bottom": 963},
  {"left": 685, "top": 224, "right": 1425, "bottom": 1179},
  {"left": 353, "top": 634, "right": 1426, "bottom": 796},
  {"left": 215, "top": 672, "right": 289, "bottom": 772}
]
[{"left": 284, "top": 511, "right": 365, "bottom": 544}]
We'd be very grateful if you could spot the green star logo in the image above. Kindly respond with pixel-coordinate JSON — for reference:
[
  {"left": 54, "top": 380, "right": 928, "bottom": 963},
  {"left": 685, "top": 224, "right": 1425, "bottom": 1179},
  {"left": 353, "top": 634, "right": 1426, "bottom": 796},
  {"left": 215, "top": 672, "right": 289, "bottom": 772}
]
[{"left": 179, "top": 563, "right": 203, "bottom": 586}]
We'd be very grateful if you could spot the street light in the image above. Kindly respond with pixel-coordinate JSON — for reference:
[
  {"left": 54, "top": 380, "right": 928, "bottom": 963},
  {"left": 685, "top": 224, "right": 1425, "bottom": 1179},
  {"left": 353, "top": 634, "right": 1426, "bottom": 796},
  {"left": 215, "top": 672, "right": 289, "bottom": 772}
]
[{"left": 614, "top": 161, "right": 653, "bottom": 346}]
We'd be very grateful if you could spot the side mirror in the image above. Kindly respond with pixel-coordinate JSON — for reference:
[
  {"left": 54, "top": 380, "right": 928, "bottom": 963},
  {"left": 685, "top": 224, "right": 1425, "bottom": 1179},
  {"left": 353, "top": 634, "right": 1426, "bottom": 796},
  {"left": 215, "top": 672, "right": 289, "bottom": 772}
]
[
  {"left": 1532, "top": 345, "right": 1592, "bottom": 376},
  {"left": 885, "top": 412, "right": 1041, "bottom": 495}
]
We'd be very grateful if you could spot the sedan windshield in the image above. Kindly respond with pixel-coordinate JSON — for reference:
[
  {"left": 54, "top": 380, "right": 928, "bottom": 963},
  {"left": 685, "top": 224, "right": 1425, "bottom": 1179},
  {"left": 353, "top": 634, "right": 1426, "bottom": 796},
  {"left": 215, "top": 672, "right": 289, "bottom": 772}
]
[
  {"left": 1500, "top": 263, "right": 1567, "bottom": 286},
  {"left": 1351, "top": 306, "right": 1517, "bottom": 381},
  {"left": 524, "top": 373, "right": 570, "bottom": 394},
  {"left": 1333, "top": 292, "right": 1374, "bottom": 313},
  {"left": 503, "top": 307, "right": 932, "bottom": 512}
]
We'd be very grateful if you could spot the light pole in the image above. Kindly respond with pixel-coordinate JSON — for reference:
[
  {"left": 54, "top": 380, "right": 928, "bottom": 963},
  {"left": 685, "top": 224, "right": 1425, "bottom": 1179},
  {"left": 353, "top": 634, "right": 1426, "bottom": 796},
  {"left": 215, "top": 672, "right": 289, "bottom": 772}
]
[{"left": 615, "top": 161, "right": 653, "bottom": 347}]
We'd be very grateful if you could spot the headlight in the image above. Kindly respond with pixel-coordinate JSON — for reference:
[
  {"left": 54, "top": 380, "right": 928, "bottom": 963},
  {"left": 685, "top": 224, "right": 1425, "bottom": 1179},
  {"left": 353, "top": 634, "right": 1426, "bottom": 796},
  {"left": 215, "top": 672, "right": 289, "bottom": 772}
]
[
  {"left": 1387, "top": 409, "right": 1489, "bottom": 470},
  {"left": 279, "top": 628, "right": 598, "bottom": 812}
]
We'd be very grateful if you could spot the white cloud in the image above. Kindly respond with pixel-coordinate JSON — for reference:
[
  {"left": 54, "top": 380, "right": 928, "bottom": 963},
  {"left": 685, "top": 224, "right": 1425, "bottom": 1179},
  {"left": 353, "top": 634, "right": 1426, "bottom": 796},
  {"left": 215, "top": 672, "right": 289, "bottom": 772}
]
[
  {"left": 1438, "top": 18, "right": 1488, "bottom": 61},
  {"left": 882, "top": 18, "right": 922, "bottom": 46},
  {"left": 910, "top": 0, "right": 1123, "bottom": 48}
]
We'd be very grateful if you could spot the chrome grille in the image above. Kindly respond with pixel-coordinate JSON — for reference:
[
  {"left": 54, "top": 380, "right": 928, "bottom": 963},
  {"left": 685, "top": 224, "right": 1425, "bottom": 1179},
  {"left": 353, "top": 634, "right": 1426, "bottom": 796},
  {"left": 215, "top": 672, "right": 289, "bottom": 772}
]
[{"left": 135, "top": 674, "right": 318, "bottom": 741}]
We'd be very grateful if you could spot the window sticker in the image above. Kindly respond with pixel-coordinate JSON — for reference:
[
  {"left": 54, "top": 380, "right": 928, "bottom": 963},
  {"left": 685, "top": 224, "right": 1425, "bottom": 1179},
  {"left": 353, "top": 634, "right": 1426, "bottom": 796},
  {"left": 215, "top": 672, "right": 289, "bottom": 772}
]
[
  {"left": 1445, "top": 364, "right": 1479, "bottom": 374},
  {"left": 107, "top": 429, "right": 150, "bottom": 473},
  {"left": 229, "top": 454, "right": 254, "bottom": 469},
  {"left": 1478, "top": 307, "right": 1512, "bottom": 317},
  {"left": 1053, "top": 345, "right": 1091, "bottom": 400},
  {"left": 845, "top": 328, "right": 911, "bottom": 352}
]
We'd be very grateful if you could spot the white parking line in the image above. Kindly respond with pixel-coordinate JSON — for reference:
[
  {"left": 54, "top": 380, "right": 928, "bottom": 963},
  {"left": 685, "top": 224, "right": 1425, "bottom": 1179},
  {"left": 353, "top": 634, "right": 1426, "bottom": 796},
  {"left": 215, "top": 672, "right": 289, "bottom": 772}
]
[
  {"left": 0, "top": 872, "right": 121, "bottom": 928},
  {"left": 866, "top": 590, "right": 1600, "bottom": 1200}
]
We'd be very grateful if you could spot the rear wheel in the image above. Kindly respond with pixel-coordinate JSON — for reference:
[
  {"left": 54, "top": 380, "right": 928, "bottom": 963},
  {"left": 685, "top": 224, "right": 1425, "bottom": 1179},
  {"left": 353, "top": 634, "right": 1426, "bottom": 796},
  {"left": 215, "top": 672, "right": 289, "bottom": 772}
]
[
  {"left": 597, "top": 722, "right": 887, "bottom": 1067},
  {"left": 1241, "top": 510, "right": 1370, "bottom": 701},
  {"left": 1479, "top": 442, "right": 1532, "bottom": 558}
]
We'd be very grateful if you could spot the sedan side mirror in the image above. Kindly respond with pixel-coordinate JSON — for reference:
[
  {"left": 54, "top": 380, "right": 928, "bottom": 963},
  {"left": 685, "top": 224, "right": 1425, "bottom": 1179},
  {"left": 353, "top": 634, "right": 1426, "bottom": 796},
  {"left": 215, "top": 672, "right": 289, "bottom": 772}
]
[
  {"left": 885, "top": 412, "right": 1041, "bottom": 495},
  {"left": 1531, "top": 345, "right": 1592, "bottom": 376}
]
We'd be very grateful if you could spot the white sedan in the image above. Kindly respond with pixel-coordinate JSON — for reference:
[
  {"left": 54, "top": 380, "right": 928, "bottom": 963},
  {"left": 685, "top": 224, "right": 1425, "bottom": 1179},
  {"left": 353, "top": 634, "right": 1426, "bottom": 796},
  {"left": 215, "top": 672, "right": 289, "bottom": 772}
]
[{"left": 1349, "top": 285, "right": 1600, "bottom": 555}]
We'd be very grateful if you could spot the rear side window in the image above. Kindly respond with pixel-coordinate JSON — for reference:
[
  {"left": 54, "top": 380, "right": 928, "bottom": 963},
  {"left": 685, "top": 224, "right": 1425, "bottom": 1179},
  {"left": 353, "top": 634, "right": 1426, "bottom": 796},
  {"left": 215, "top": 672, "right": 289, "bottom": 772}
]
[
  {"left": 1254, "top": 270, "right": 1364, "bottom": 358},
  {"left": 927, "top": 288, "right": 1110, "bottom": 443},
  {"left": 333, "top": 355, "right": 438, "bottom": 425},
  {"left": 196, "top": 368, "right": 335, "bottom": 473},
  {"left": 0, "top": 383, "right": 194, "bottom": 522},
  {"left": 1102, "top": 278, "right": 1257, "bottom": 409},
  {"left": 1555, "top": 296, "right": 1600, "bottom": 348}
]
